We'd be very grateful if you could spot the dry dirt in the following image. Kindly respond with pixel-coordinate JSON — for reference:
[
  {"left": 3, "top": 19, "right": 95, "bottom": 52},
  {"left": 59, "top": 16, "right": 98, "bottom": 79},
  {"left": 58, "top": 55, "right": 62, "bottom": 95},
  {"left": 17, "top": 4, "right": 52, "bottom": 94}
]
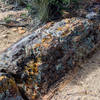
[
  {"left": 0, "top": 1, "right": 35, "bottom": 53},
  {"left": 0, "top": 9, "right": 31, "bottom": 53},
  {"left": 42, "top": 49, "right": 100, "bottom": 100},
  {"left": 51, "top": 49, "right": 100, "bottom": 100}
]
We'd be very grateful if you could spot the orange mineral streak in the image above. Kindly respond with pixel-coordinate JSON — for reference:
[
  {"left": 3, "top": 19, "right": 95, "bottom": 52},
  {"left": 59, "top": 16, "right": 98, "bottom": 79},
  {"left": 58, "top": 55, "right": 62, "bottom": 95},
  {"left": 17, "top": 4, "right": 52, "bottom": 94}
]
[
  {"left": 41, "top": 34, "right": 53, "bottom": 48},
  {"left": 65, "top": 19, "right": 70, "bottom": 23},
  {"left": 57, "top": 24, "right": 70, "bottom": 31},
  {"left": 23, "top": 58, "right": 41, "bottom": 100},
  {"left": 0, "top": 76, "right": 18, "bottom": 93},
  {"left": 42, "top": 22, "right": 54, "bottom": 29},
  {"left": 42, "top": 34, "right": 53, "bottom": 43},
  {"left": 0, "top": 76, "right": 6, "bottom": 81},
  {"left": 34, "top": 44, "right": 41, "bottom": 49},
  {"left": 61, "top": 30, "right": 71, "bottom": 37}
]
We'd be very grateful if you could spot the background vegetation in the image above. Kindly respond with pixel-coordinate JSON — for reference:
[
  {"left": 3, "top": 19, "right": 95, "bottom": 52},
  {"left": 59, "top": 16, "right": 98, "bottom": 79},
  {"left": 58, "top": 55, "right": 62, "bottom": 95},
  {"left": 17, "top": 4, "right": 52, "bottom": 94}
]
[{"left": 4, "top": 0, "right": 79, "bottom": 22}]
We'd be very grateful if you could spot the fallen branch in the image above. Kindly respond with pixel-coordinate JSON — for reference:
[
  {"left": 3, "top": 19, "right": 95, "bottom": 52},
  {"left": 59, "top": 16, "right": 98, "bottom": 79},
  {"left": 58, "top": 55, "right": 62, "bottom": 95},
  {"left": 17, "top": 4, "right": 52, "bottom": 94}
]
[{"left": 0, "top": 21, "right": 28, "bottom": 27}]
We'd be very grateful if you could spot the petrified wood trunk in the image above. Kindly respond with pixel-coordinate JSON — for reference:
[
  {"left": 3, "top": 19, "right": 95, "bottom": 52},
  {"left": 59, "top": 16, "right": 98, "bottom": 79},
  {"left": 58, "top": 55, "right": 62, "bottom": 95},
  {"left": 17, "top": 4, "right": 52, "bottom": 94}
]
[
  {"left": 0, "top": 73, "right": 24, "bottom": 100},
  {"left": 0, "top": 18, "right": 100, "bottom": 100}
]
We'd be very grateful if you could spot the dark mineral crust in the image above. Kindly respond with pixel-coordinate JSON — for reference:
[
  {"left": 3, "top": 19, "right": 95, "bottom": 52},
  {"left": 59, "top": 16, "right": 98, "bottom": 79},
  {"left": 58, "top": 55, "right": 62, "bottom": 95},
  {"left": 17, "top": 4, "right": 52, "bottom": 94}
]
[{"left": 0, "top": 17, "right": 100, "bottom": 100}]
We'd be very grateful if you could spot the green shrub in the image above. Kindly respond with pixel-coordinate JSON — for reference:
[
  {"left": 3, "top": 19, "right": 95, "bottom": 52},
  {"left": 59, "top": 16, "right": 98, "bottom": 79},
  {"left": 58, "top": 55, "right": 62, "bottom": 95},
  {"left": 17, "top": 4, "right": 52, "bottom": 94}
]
[
  {"left": 4, "top": 0, "right": 79, "bottom": 22},
  {"left": 28, "top": 0, "right": 79, "bottom": 22},
  {"left": 28, "top": 0, "right": 71, "bottom": 22}
]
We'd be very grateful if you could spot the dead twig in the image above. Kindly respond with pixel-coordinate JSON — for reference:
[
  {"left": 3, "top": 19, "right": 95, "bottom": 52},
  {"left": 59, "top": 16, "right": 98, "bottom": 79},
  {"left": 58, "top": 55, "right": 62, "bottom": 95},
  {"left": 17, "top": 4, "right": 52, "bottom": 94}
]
[{"left": 0, "top": 21, "right": 28, "bottom": 27}]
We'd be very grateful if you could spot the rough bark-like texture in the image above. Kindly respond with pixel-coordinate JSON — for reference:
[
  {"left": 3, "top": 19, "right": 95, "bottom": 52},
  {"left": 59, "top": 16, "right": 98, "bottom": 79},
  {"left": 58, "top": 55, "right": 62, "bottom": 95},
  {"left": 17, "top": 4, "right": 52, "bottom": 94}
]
[
  {"left": 0, "top": 17, "right": 100, "bottom": 100},
  {"left": 0, "top": 73, "right": 24, "bottom": 100}
]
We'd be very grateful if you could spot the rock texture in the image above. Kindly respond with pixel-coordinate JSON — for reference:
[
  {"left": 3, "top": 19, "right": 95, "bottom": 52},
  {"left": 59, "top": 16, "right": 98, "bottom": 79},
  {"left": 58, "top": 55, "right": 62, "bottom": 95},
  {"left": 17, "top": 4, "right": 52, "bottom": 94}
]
[
  {"left": 0, "top": 17, "right": 100, "bottom": 99},
  {"left": 51, "top": 46, "right": 100, "bottom": 100},
  {"left": 0, "top": 73, "right": 24, "bottom": 100}
]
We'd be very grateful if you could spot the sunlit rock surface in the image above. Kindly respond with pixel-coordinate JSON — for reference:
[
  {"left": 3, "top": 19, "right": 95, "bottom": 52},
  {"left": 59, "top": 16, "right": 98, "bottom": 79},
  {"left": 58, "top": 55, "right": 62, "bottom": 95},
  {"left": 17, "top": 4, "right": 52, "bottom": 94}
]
[{"left": 0, "top": 17, "right": 100, "bottom": 99}]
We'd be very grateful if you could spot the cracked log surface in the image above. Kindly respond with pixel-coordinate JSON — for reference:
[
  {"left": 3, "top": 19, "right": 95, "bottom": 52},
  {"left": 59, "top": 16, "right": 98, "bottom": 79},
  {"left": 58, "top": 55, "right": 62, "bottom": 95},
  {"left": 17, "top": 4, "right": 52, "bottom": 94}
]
[
  {"left": 0, "top": 73, "right": 24, "bottom": 100},
  {"left": 0, "top": 17, "right": 100, "bottom": 100}
]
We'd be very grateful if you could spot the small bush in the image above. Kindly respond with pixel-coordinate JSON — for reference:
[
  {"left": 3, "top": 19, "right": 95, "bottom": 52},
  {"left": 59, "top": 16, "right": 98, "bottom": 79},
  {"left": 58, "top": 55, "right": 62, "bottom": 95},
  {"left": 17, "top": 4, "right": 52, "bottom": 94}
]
[
  {"left": 4, "top": 0, "right": 79, "bottom": 22},
  {"left": 29, "top": 0, "right": 72, "bottom": 22}
]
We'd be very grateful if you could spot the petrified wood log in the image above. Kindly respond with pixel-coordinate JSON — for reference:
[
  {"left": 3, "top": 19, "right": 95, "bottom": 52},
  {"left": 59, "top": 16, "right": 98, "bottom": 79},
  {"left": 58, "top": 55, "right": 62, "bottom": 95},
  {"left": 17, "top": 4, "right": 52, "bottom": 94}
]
[
  {"left": 0, "top": 72, "right": 24, "bottom": 100},
  {"left": 0, "top": 17, "right": 100, "bottom": 100}
]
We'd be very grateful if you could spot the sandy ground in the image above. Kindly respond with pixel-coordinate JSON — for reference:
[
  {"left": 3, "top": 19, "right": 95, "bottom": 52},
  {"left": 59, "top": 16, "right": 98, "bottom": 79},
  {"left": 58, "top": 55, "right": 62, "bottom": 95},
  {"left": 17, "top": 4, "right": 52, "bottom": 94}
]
[
  {"left": 0, "top": 7, "right": 31, "bottom": 53},
  {"left": 0, "top": 25, "right": 30, "bottom": 53},
  {"left": 50, "top": 49, "right": 100, "bottom": 100},
  {"left": 0, "top": 10, "right": 27, "bottom": 19}
]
